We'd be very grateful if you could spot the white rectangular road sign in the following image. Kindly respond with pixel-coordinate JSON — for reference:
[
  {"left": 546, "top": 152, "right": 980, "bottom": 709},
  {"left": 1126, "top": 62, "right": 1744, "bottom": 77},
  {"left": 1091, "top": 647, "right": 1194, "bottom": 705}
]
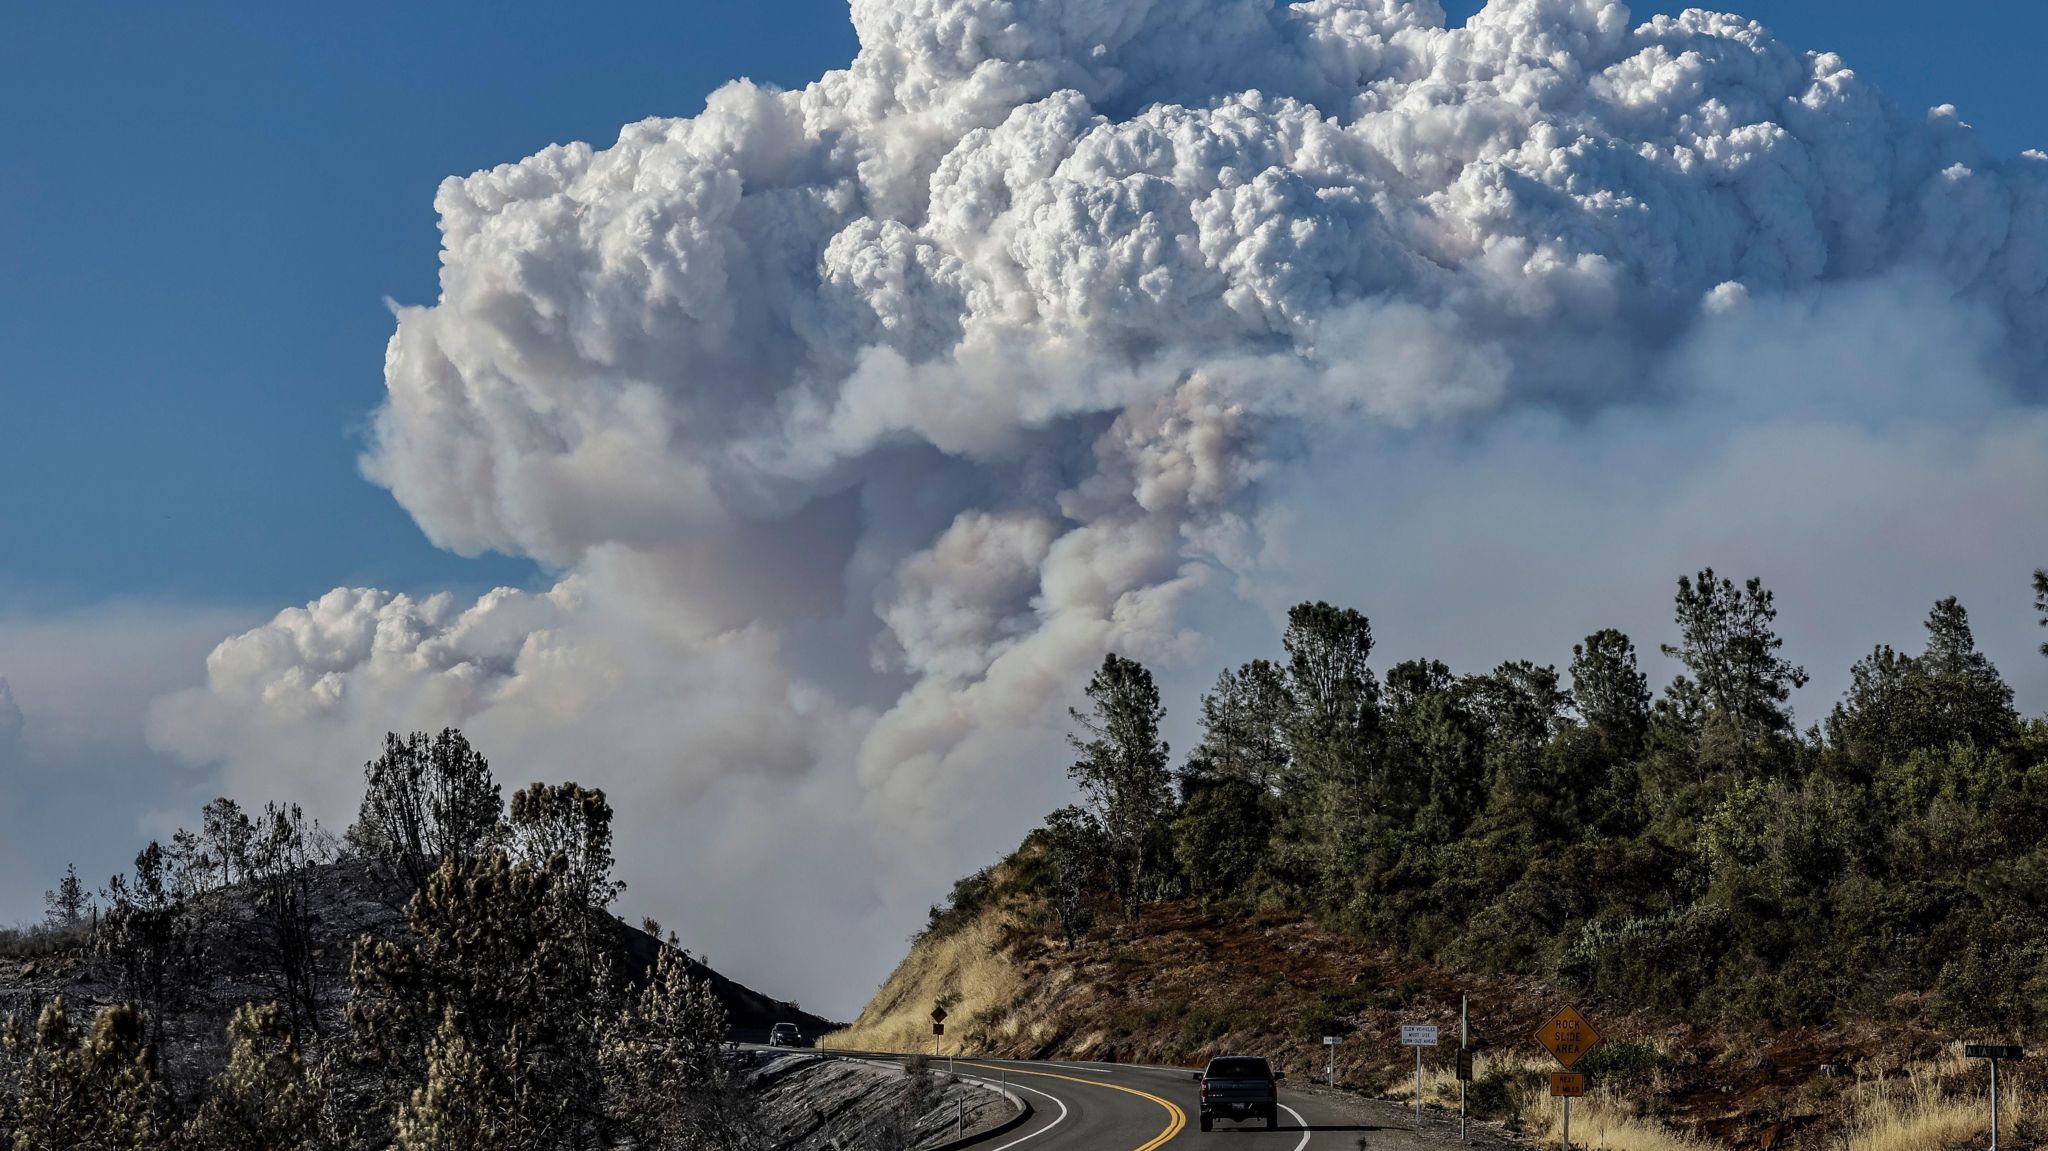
[
  {"left": 1402, "top": 1024, "right": 1440, "bottom": 1047},
  {"left": 1324, "top": 1036, "right": 1341, "bottom": 1046}
]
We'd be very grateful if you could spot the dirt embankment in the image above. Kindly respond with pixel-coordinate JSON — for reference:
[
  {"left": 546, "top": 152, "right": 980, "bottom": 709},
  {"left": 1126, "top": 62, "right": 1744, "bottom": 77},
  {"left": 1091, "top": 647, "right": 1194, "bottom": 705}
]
[{"left": 820, "top": 909, "right": 1023, "bottom": 1056}]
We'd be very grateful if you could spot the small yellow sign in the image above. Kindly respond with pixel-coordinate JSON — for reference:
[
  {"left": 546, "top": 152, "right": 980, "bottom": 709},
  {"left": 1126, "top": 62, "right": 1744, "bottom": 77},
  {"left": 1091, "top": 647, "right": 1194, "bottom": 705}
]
[
  {"left": 1550, "top": 1072, "right": 1586, "bottom": 1098},
  {"left": 1536, "top": 1006, "right": 1601, "bottom": 1070}
]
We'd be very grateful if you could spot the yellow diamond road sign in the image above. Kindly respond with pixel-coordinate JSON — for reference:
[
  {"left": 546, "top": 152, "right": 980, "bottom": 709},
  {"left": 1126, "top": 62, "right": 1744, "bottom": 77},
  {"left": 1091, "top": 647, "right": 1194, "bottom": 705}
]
[{"left": 1537, "top": 1006, "right": 1600, "bottom": 1070}]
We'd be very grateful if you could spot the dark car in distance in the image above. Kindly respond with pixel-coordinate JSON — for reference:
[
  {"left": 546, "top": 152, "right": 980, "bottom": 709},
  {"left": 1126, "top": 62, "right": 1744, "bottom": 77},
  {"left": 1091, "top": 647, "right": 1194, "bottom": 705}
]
[
  {"left": 768, "top": 1022, "right": 803, "bottom": 1047},
  {"left": 1193, "top": 1055, "right": 1282, "bottom": 1131}
]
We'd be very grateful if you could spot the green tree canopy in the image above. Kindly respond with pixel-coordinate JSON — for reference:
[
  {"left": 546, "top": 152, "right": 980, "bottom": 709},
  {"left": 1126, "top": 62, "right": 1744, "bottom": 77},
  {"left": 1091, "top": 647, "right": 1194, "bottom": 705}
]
[{"left": 1067, "top": 654, "right": 1173, "bottom": 919}]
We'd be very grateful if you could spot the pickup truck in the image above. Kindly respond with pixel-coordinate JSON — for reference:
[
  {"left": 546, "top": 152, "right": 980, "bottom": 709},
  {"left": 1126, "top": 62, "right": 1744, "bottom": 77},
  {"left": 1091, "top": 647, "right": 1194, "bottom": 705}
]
[{"left": 1192, "top": 1055, "right": 1283, "bottom": 1131}]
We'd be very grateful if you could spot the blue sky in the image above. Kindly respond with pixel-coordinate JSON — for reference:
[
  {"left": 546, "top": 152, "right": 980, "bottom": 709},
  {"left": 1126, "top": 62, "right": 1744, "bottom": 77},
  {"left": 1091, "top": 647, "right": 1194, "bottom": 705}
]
[
  {"left": 1, "top": 0, "right": 858, "bottom": 608},
  {"left": 4, "top": 0, "right": 2046, "bottom": 615}
]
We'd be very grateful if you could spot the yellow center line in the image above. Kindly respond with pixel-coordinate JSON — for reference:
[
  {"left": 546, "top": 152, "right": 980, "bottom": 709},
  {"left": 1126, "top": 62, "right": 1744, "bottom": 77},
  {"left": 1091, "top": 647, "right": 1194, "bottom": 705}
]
[{"left": 963, "top": 1061, "right": 1186, "bottom": 1149}]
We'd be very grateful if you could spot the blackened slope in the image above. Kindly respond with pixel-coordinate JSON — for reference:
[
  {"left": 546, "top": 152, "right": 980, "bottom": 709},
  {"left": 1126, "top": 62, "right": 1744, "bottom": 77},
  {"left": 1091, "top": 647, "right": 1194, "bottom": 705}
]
[{"left": 0, "top": 857, "right": 836, "bottom": 1049}]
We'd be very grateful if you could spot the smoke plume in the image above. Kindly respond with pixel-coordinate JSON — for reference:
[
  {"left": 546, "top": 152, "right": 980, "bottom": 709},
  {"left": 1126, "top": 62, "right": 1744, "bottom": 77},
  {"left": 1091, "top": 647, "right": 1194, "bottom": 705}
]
[{"left": 147, "top": 0, "right": 2048, "bottom": 1013}]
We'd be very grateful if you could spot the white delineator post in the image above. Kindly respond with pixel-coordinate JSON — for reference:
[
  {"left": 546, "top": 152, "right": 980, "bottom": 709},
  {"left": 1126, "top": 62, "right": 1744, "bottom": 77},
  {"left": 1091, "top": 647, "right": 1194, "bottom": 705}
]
[{"left": 1416, "top": 1044, "right": 1424, "bottom": 1125}]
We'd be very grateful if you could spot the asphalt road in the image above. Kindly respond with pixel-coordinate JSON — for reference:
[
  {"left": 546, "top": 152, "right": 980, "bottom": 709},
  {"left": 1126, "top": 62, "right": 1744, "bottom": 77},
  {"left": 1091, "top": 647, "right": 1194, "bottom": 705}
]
[{"left": 941, "top": 1057, "right": 1384, "bottom": 1151}]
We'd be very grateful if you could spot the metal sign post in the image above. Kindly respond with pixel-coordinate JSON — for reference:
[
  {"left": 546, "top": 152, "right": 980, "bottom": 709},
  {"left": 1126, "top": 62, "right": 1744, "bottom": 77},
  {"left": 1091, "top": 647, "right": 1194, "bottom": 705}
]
[
  {"left": 1550, "top": 1075, "right": 1586, "bottom": 1150},
  {"left": 1402, "top": 1024, "right": 1440, "bottom": 1125},
  {"left": 1460, "top": 996, "right": 1470, "bottom": 1144},
  {"left": 1537, "top": 1007, "right": 1600, "bottom": 1151},
  {"left": 1325, "top": 1034, "right": 1340, "bottom": 1086},
  {"left": 931, "top": 1004, "right": 948, "bottom": 1060},
  {"left": 1965, "top": 1044, "right": 2024, "bottom": 1151}
]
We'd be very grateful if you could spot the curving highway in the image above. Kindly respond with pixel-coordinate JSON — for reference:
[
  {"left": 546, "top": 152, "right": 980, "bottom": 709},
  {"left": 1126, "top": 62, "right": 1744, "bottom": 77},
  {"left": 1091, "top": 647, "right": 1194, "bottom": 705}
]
[{"left": 944, "top": 1057, "right": 1382, "bottom": 1151}]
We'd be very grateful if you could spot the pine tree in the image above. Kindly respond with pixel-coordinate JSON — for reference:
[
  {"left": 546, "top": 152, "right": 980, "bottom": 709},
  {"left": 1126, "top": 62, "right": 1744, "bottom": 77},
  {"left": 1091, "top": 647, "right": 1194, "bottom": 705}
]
[
  {"left": 1468, "top": 659, "right": 1571, "bottom": 802},
  {"left": 2035, "top": 569, "right": 2048, "bottom": 657},
  {"left": 1038, "top": 806, "right": 1102, "bottom": 944},
  {"left": 184, "top": 1002, "right": 330, "bottom": 1151},
  {"left": 393, "top": 1011, "right": 514, "bottom": 1151},
  {"left": 1660, "top": 569, "right": 1807, "bottom": 778},
  {"left": 1280, "top": 602, "right": 1382, "bottom": 890},
  {"left": 1828, "top": 643, "right": 1917, "bottom": 774},
  {"left": 1173, "top": 660, "right": 1291, "bottom": 901},
  {"left": 244, "top": 804, "right": 333, "bottom": 1039},
  {"left": 508, "top": 782, "right": 626, "bottom": 919},
  {"left": 1067, "top": 654, "right": 1173, "bottom": 920},
  {"left": 94, "top": 844, "right": 198, "bottom": 1050},
  {"left": 43, "top": 865, "right": 89, "bottom": 932},
  {"left": 1570, "top": 629, "right": 1650, "bottom": 758},
  {"left": 201, "top": 797, "right": 254, "bottom": 890},
  {"left": 1186, "top": 660, "right": 1292, "bottom": 793},
  {"left": 164, "top": 828, "right": 212, "bottom": 900},
  {"left": 1379, "top": 658, "right": 1484, "bottom": 845},
  {"left": 7, "top": 1000, "right": 172, "bottom": 1151},
  {"left": 350, "top": 730, "right": 502, "bottom": 896},
  {"left": 602, "top": 949, "right": 764, "bottom": 1150},
  {"left": 1915, "top": 597, "right": 2017, "bottom": 751},
  {"left": 349, "top": 844, "right": 622, "bottom": 1148},
  {"left": 1829, "top": 598, "right": 2018, "bottom": 780}
]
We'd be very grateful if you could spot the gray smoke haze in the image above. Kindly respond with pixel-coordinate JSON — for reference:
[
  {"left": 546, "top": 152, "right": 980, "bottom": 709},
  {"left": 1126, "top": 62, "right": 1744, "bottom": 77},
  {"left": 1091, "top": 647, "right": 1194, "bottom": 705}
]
[
  {"left": 121, "top": 0, "right": 2048, "bottom": 1014},
  {"left": 0, "top": 605, "right": 257, "bottom": 927},
  {"left": 0, "top": 680, "right": 23, "bottom": 753}
]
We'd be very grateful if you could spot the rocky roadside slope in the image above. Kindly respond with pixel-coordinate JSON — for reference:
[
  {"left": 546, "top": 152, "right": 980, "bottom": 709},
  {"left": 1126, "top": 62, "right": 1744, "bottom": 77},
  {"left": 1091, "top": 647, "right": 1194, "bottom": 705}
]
[{"left": 747, "top": 1051, "right": 1020, "bottom": 1150}]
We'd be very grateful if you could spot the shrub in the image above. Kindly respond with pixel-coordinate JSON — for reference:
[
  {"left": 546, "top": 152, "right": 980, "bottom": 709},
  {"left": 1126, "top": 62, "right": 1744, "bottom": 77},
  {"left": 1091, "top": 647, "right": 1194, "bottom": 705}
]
[
  {"left": 1578, "top": 1040, "right": 1666, "bottom": 1089},
  {"left": 921, "top": 868, "right": 996, "bottom": 941}
]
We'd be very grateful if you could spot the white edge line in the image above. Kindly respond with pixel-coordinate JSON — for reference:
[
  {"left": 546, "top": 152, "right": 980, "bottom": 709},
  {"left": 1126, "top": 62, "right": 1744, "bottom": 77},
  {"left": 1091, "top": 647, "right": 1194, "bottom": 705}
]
[
  {"left": 955, "top": 1075, "right": 1068, "bottom": 1151},
  {"left": 976, "top": 1058, "right": 1115, "bottom": 1075},
  {"left": 1280, "top": 1103, "right": 1311, "bottom": 1151}
]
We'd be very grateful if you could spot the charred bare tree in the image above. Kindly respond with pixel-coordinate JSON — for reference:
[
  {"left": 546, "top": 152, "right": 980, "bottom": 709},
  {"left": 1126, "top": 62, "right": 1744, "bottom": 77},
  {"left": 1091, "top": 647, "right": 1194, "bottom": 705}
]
[
  {"left": 240, "top": 803, "right": 335, "bottom": 1041},
  {"left": 94, "top": 844, "right": 200, "bottom": 1050}
]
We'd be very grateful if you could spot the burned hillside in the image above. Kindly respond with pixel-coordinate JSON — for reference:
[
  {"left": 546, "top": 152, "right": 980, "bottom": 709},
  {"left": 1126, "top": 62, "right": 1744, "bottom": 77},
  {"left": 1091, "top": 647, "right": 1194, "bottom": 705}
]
[{"left": 0, "top": 729, "right": 830, "bottom": 1150}]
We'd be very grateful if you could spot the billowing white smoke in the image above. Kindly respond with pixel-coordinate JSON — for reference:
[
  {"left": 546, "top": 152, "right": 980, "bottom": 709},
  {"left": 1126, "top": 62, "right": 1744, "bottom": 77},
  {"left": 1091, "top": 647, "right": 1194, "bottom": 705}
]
[{"left": 149, "top": 0, "right": 2048, "bottom": 1011}]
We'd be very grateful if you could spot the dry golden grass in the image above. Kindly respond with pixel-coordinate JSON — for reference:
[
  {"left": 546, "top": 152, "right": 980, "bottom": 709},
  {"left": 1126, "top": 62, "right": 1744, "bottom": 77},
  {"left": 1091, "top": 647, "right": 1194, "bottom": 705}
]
[
  {"left": 1379, "top": 1042, "right": 2043, "bottom": 1151},
  {"left": 819, "top": 910, "right": 1023, "bottom": 1055},
  {"left": 1560, "top": 1101, "right": 1717, "bottom": 1151},
  {"left": 1384, "top": 1049, "right": 1710, "bottom": 1151},
  {"left": 1841, "top": 1091, "right": 1982, "bottom": 1151},
  {"left": 1837, "top": 1048, "right": 2028, "bottom": 1151}
]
